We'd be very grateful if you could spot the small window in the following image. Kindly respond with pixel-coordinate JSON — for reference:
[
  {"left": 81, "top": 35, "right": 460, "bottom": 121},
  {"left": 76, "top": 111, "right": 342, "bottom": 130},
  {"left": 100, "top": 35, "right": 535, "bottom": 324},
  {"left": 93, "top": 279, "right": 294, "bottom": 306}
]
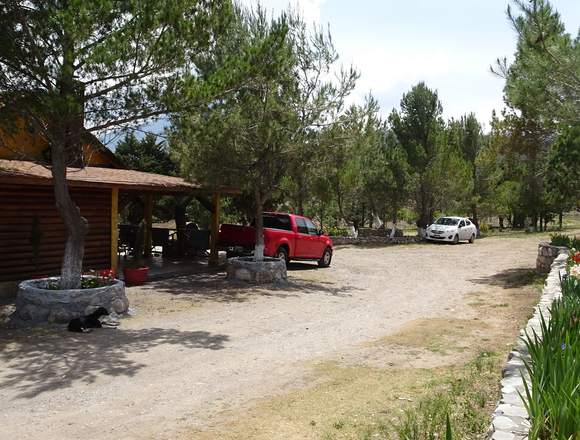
[
  {"left": 295, "top": 217, "right": 309, "bottom": 234},
  {"left": 465, "top": 219, "right": 472, "bottom": 226},
  {"left": 263, "top": 215, "right": 292, "bottom": 231},
  {"left": 305, "top": 218, "right": 318, "bottom": 235},
  {"left": 459, "top": 220, "right": 466, "bottom": 227}
]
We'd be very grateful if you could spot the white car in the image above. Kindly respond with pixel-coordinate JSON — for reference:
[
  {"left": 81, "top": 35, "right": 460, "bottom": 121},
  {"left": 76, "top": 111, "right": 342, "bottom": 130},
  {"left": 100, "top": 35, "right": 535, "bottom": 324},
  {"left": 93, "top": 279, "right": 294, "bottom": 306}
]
[{"left": 426, "top": 216, "right": 477, "bottom": 244}]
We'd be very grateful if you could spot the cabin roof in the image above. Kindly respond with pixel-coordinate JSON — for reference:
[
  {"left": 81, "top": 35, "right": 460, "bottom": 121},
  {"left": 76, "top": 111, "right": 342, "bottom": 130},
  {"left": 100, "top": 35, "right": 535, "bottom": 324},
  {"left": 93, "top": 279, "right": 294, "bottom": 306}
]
[{"left": 0, "top": 159, "right": 239, "bottom": 194}]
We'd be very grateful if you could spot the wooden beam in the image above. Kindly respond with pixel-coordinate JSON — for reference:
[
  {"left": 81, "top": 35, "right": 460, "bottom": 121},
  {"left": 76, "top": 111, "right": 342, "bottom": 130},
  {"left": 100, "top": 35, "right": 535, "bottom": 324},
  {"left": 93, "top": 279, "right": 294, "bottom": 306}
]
[
  {"left": 209, "top": 192, "right": 220, "bottom": 266},
  {"left": 144, "top": 193, "right": 153, "bottom": 257},
  {"left": 110, "top": 187, "right": 119, "bottom": 271}
]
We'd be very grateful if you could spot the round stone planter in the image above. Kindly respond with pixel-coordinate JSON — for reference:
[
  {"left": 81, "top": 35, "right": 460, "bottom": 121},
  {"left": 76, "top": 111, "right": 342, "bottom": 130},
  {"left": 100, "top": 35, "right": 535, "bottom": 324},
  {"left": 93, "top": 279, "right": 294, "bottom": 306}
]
[
  {"left": 226, "top": 257, "right": 287, "bottom": 284},
  {"left": 12, "top": 276, "right": 129, "bottom": 324},
  {"left": 536, "top": 242, "right": 568, "bottom": 272}
]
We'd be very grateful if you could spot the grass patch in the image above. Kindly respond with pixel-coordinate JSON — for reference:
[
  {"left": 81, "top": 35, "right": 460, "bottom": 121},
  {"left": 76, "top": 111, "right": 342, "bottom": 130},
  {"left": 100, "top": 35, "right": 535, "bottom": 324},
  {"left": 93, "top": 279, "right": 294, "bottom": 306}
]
[
  {"left": 391, "top": 351, "right": 499, "bottom": 440},
  {"left": 377, "top": 318, "right": 488, "bottom": 355}
]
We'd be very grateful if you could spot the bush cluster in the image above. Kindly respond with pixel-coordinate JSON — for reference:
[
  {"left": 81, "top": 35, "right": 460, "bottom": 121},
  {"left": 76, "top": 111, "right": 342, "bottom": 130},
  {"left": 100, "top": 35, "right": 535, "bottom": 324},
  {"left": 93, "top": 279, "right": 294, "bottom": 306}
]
[
  {"left": 549, "top": 233, "right": 580, "bottom": 249},
  {"left": 522, "top": 250, "right": 580, "bottom": 439}
]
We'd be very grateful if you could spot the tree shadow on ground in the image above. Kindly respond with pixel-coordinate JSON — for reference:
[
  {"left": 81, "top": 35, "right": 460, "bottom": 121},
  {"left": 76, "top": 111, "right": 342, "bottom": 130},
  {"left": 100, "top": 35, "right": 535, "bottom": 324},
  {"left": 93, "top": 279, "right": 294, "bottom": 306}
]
[
  {"left": 138, "top": 269, "right": 360, "bottom": 304},
  {"left": 287, "top": 262, "right": 319, "bottom": 271},
  {"left": 470, "top": 268, "right": 544, "bottom": 289},
  {"left": 0, "top": 326, "right": 229, "bottom": 399}
]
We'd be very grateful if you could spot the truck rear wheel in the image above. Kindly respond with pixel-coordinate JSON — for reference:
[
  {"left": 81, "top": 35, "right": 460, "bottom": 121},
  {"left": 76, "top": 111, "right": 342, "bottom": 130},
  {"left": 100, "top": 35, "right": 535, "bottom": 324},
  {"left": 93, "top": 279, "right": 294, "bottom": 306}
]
[
  {"left": 318, "top": 247, "right": 332, "bottom": 268},
  {"left": 276, "top": 246, "right": 289, "bottom": 266}
]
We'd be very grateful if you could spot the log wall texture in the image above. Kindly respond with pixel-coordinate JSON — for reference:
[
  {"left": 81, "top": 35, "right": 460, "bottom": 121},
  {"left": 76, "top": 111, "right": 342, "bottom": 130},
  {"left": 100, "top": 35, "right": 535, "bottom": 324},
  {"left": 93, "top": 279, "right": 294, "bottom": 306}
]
[{"left": 0, "top": 184, "right": 111, "bottom": 282}]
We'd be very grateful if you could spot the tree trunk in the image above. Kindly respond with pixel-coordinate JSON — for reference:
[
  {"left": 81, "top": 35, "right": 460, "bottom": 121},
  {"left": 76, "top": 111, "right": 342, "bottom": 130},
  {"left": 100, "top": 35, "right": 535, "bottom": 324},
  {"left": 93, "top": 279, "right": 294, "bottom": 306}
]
[
  {"left": 296, "top": 174, "right": 305, "bottom": 216},
  {"left": 390, "top": 210, "right": 398, "bottom": 238},
  {"left": 52, "top": 141, "right": 88, "bottom": 289},
  {"left": 254, "top": 191, "right": 264, "bottom": 262},
  {"left": 499, "top": 216, "right": 504, "bottom": 231},
  {"left": 471, "top": 204, "right": 478, "bottom": 225},
  {"left": 559, "top": 211, "right": 563, "bottom": 230},
  {"left": 174, "top": 199, "right": 188, "bottom": 256}
]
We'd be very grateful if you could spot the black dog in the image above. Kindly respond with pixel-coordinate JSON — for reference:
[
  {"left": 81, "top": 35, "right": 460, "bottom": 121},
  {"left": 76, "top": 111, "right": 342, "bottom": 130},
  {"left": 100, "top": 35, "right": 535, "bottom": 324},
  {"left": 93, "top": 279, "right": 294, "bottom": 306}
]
[{"left": 67, "top": 307, "right": 110, "bottom": 333}]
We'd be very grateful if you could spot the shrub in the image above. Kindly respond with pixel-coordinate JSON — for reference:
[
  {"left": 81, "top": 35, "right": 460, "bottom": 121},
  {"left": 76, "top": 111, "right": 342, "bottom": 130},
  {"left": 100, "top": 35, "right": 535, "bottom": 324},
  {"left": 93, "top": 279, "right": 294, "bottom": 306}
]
[
  {"left": 522, "top": 258, "right": 580, "bottom": 439},
  {"left": 550, "top": 233, "right": 580, "bottom": 249},
  {"left": 479, "top": 223, "right": 491, "bottom": 234},
  {"left": 324, "top": 226, "right": 349, "bottom": 237}
]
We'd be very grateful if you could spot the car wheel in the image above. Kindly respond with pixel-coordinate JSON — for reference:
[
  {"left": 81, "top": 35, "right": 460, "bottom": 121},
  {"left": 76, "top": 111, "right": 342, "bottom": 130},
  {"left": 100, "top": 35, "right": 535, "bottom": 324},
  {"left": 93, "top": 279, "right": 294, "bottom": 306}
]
[
  {"left": 276, "top": 247, "right": 289, "bottom": 266},
  {"left": 318, "top": 247, "right": 332, "bottom": 268},
  {"left": 453, "top": 234, "right": 459, "bottom": 245},
  {"left": 469, "top": 233, "right": 475, "bottom": 244}
]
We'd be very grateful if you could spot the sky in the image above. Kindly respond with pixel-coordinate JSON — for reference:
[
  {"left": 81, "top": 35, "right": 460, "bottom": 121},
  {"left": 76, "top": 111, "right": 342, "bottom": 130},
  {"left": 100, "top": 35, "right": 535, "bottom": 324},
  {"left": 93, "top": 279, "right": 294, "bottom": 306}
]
[{"left": 239, "top": 0, "right": 580, "bottom": 130}]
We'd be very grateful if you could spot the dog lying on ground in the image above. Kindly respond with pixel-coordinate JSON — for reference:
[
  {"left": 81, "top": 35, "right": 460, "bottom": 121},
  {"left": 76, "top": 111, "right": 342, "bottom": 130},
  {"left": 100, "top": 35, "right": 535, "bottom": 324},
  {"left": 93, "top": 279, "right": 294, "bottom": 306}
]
[{"left": 67, "top": 307, "right": 117, "bottom": 333}]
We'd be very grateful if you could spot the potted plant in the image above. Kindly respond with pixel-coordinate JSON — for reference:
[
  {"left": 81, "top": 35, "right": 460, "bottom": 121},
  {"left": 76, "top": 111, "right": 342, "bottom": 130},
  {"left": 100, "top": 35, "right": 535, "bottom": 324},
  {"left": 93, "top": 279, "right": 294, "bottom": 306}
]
[{"left": 123, "top": 220, "right": 150, "bottom": 285}]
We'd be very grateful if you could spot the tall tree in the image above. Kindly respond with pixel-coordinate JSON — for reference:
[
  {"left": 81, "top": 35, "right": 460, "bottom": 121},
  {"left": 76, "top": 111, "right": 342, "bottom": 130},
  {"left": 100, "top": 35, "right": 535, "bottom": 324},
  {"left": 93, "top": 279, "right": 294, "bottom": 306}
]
[
  {"left": 0, "top": 0, "right": 232, "bottom": 287},
  {"left": 447, "top": 113, "right": 486, "bottom": 224},
  {"left": 170, "top": 7, "right": 298, "bottom": 261},
  {"left": 546, "top": 125, "right": 580, "bottom": 227},
  {"left": 493, "top": 0, "right": 579, "bottom": 125},
  {"left": 389, "top": 82, "right": 444, "bottom": 229},
  {"left": 283, "top": 15, "right": 357, "bottom": 214}
]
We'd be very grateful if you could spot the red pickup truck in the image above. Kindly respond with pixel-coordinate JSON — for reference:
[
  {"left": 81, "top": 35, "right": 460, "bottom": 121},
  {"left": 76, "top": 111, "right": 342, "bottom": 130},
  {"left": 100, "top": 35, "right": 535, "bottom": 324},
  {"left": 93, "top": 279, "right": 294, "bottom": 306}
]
[{"left": 218, "top": 212, "right": 333, "bottom": 267}]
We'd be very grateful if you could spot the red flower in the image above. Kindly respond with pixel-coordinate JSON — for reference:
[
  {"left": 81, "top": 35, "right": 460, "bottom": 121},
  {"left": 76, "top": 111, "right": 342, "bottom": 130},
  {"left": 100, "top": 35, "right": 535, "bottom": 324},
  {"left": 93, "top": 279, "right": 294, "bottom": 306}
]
[
  {"left": 99, "top": 268, "right": 117, "bottom": 278},
  {"left": 572, "top": 252, "right": 580, "bottom": 264}
]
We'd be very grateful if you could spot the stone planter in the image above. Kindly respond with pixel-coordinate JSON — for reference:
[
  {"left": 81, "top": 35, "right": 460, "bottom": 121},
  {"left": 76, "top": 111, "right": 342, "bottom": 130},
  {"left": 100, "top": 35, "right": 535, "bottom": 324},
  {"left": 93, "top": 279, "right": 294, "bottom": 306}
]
[
  {"left": 536, "top": 242, "right": 568, "bottom": 272},
  {"left": 12, "top": 276, "right": 129, "bottom": 324},
  {"left": 226, "top": 257, "right": 287, "bottom": 284}
]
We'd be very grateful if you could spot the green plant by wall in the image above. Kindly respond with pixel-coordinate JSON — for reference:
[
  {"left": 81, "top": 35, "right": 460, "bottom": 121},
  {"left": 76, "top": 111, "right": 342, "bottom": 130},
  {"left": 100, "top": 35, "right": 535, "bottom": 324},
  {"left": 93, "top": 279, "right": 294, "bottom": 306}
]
[{"left": 522, "top": 256, "right": 580, "bottom": 439}]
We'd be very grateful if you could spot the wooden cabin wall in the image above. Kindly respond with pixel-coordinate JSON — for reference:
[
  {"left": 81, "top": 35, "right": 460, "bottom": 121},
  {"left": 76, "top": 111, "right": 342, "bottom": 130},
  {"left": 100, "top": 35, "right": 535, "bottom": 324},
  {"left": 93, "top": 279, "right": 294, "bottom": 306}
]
[{"left": 0, "top": 184, "right": 111, "bottom": 282}]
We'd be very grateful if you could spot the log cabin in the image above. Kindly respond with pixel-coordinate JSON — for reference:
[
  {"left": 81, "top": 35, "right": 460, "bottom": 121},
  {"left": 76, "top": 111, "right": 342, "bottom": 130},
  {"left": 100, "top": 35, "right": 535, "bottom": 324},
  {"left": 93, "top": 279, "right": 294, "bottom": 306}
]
[{"left": 0, "top": 122, "right": 236, "bottom": 295}]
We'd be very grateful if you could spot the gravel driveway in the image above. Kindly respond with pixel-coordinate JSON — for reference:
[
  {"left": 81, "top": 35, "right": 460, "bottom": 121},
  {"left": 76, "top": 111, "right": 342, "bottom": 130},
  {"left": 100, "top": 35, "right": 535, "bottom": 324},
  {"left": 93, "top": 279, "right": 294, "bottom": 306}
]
[{"left": 0, "top": 235, "right": 544, "bottom": 439}]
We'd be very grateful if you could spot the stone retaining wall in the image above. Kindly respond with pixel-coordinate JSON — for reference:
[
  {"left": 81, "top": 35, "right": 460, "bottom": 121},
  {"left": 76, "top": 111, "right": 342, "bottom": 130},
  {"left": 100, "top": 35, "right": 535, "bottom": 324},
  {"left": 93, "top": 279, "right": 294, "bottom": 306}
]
[
  {"left": 536, "top": 242, "right": 568, "bottom": 272},
  {"left": 226, "top": 257, "right": 287, "bottom": 284},
  {"left": 12, "top": 276, "right": 129, "bottom": 324},
  {"left": 330, "top": 235, "right": 421, "bottom": 246},
  {"left": 357, "top": 228, "right": 404, "bottom": 238},
  {"left": 488, "top": 253, "right": 567, "bottom": 440}
]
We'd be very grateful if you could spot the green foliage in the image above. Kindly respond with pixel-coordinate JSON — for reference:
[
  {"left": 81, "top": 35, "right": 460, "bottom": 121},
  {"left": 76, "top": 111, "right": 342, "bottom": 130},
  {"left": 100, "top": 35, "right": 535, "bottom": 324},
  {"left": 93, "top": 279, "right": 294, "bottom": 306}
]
[
  {"left": 170, "top": 7, "right": 297, "bottom": 209},
  {"left": 550, "top": 233, "right": 580, "bottom": 249},
  {"left": 546, "top": 125, "right": 580, "bottom": 214},
  {"left": 522, "top": 292, "right": 580, "bottom": 439},
  {"left": 485, "top": 1, "right": 579, "bottom": 231},
  {"left": 388, "top": 83, "right": 483, "bottom": 227},
  {"left": 170, "top": 6, "right": 358, "bottom": 253},
  {"left": 116, "top": 133, "right": 176, "bottom": 176},
  {"left": 0, "top": 0, "right": 234, "bottom": 140},
  {"left": 494, "top": 0, "right": 579, "bottom": 125},
  {"left": 324, "top": 226, "right": 349, "bottom": 237}
]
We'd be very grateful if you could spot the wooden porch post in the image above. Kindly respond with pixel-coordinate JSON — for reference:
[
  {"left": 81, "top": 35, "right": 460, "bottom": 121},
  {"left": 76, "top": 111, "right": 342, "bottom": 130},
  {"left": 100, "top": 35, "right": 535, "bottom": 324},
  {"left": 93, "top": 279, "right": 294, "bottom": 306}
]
[
  {"left": 110, "top": 187, "right": 119, "bottom": 270},
  {"left": 209, "top": 192, "right": 220, "bottom": 266},
  {"left": 144, "top": 193, "right": 153, "bottom": 257}
]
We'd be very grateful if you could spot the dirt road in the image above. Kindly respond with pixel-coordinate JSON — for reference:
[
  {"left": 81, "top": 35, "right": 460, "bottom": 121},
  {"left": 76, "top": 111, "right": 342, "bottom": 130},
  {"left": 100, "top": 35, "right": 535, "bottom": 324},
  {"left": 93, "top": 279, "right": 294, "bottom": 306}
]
[{"left": 0, "top": 235, "right": 546, "bottom": 439}]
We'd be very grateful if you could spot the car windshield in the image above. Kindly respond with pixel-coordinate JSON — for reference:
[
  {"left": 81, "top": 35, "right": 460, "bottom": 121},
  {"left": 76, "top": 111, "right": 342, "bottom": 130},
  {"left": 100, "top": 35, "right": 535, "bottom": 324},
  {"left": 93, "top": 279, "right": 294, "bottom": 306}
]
[{"left": 434, "top": 217, "right": 459, "bottom": 226}]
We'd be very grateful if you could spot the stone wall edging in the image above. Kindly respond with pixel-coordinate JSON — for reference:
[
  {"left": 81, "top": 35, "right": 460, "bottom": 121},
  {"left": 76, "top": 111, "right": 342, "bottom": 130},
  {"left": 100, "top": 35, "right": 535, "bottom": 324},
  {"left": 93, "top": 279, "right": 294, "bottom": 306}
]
[
  {"left": 329, "top": 236, "right": 421, "bottom": 246},
  {"left": 487, "top": 253, "right": 568, "bottom": 440}
]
